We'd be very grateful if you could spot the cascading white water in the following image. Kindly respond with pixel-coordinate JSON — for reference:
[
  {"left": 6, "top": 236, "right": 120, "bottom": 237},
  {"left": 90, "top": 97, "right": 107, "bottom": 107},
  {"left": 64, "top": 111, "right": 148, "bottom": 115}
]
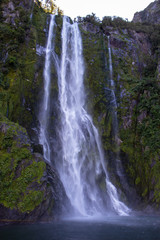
[
  {"left": 56, "top": 17, "right": 130, "bottom": 216},
  {"left": 57, "top": 16, "right": 103, "bottom": 216},
  {"left": 39, "top": 14, "right": 55, "bottom": 162}
]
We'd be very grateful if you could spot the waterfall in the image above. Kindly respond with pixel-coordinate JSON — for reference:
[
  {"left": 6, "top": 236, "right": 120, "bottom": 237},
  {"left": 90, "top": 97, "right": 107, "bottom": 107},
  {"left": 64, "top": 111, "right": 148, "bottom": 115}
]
[
  {"left": 38, "top": 15, "right": 130, "bottom": 217},
  {"left": 29, "top": 1, "right": 35, "bottom": 20},
  {"left": 107, "top": 36, "right": 118, "bottom": 138},
  {"left": 39, "top": 14, "right": 55, "bottom": 162},
  {"left": 57, "top": 16, "right": 103, "bottom": 216},
  {"left": 105, "top": 36, "right": 131, "bottom": 215},
  {"left": 56, "top": 17, "right": 130, "bottom": 216}
]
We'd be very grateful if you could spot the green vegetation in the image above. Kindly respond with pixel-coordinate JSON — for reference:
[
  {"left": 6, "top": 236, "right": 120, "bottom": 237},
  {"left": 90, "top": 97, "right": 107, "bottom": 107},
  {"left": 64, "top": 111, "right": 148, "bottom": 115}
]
[
  {"left": 0, "top": 0, "right": 48, "bottom": 130},
  {"left": 119, "top": 76, "right": 160, "bottom": 203},
  {"left": 80, "top": 12, "right": 160, "bottom": 206},
  {"left": 0, "top": 0, "right": 60, "bottom": 217},
  {"left": 0, "top": 114, "right": 46, "bottom": 213},
  {"left": 36, "top": 0, "right": 63, "bottom": 14},
  {"left": 0, "top": 0, "right": 160, "bottom": 213},
  {"left": 78, "top": 14, "right": 160, "bottom": 57}
]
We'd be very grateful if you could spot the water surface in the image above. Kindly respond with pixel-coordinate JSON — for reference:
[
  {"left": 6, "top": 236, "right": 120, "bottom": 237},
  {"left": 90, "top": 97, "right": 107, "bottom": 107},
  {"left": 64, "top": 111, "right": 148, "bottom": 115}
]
[{"left": 1, "top": 216, "right": 160, "bottom": 240}]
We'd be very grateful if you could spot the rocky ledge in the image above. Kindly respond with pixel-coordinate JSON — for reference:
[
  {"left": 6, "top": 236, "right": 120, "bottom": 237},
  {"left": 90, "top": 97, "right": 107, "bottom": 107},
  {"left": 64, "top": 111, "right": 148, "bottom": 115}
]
[{"left": 0, "top": 114, "right": 70, "bottom": 224}]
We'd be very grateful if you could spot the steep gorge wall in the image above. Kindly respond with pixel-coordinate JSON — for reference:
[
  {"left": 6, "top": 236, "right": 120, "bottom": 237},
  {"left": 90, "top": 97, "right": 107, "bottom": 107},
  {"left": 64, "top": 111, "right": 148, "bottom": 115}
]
[{"left": 79, "top": 16, "right": 160, "bottom": 208}]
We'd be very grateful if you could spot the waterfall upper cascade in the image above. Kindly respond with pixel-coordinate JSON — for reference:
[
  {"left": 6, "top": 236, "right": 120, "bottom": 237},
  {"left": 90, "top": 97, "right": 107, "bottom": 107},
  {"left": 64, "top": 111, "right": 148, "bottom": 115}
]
[
  {"left": 39, "top": 15, "right": 131, "bottom": 217},
  {"left": 39, "top": 15, "right": 55, "bottom": 162}
]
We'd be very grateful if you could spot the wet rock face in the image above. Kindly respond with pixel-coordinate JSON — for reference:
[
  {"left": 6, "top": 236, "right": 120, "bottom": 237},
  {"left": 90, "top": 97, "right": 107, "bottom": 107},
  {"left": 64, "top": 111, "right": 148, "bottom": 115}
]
[
  {"left": 0, "top": 2, "right": 70, "bottom": 224},
  {"left": 44, "top": 162, "right": 72, "bottom": 218},
  {"left": 133, "top": 0, "right": 160, "bottom": 24},
  {"left": 79, "top": 9, "right": 160, "bottom": 207},
  {"left": 0, "top": 115, "right": 70, "bottom": 224},
  {"left": 0, "top": 160, "right": 70, "bottom": 223}
]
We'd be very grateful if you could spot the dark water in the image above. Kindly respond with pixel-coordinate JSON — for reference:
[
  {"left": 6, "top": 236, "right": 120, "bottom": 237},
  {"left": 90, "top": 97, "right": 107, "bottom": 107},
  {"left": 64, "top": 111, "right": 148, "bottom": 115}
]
[{"left": 1, "top": 216, "right": 160, "bottom": 240}]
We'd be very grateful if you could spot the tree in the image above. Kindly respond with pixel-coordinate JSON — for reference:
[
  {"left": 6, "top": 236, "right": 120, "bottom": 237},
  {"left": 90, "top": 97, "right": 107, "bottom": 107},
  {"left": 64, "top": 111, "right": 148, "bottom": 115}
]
[{"left": 37, "top": 0, "right": 63, "bottom": 14}]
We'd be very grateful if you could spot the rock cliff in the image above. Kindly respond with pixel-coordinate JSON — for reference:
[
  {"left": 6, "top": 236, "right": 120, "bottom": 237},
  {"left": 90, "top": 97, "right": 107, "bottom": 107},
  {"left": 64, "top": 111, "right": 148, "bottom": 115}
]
[
  {"left": 133, "top": 0, "right": 160, "bottom": 25},
  {"left": 0, "top": 114, "right": 70, "bottom": 224},
  {"left": 79, "top": 13, "right": 160, "bottom": 208},
  {"left": 0, "top": 0, "right": 160, "bottom": 222},
  {"left": 0, "top": 0, "right": 69, "bottom": 224}
]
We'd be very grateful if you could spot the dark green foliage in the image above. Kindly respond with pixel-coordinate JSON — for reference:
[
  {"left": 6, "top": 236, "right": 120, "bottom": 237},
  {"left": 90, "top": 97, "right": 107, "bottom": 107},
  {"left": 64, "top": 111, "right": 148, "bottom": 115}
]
[
  {"left": 0, "top": 1, "right": 49, "bottom": 214},
  {"left": 80, "top": 14, "right": 160, "bottom": 206},
  {"left": 143, "top": 58, "right": 157, "bottom": 77},
  {"left": 102, "top": 16, "right": 129, "bottom": 29},
  {"left": 149, "top": 25, "right": 160, "bottom": 53},
  {"left": 132, "top": 78, "right": 160, "bottom": 154},
  {"left": 119, "top": 75, "right": 160, "bottom": 203},
  {"left": 82, "top": 13, "right": 101, "bottom": 26},
  {"left": 0, "top": 0, "right": 48, "bottom": 130}
]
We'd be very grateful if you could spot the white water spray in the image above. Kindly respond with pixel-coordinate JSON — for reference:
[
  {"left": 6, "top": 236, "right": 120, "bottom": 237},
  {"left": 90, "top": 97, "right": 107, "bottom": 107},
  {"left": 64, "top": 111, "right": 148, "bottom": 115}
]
[{"left": 39, "top": 15, "right": 55, "bottom": 162}]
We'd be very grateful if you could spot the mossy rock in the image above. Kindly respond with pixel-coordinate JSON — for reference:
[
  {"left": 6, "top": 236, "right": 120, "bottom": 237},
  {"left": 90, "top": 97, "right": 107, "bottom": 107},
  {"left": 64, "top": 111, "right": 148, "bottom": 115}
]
[
  {"left": 0, "top": 114, "right": 45, "bottom": 213},
  {"left": 0, "top": 114, "right": 71, "bottom": 223}
]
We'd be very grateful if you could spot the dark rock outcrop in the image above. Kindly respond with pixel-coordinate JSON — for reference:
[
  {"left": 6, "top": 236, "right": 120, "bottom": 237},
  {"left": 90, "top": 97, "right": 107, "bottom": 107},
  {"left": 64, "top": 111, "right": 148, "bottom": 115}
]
[
  {"left": 0, "top": 159, "right": 70, "bottom": 224},
  {"left": 133, "top": 0, "right": 160, "bottom": 24},
  {"left": 0, "top": 115, "right": 70, "bottom": 224}
]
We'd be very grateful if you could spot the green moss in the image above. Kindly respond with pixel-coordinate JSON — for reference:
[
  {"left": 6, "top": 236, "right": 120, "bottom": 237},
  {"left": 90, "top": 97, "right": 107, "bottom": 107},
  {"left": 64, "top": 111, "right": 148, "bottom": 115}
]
[
  {"left": 18, "top": 190, "right": 44, "bottom": 213},
  {"left": 119, "top": 74, "right": 160, "bottom": 202},
  {"left": 0, "top": 0, "right": 48, "bottom": 130},
  {"left": 0, "top": 116, "right": 46, "bottom": 213},
  {"left": 80, "top": 18, "right": 160, "bottom": 205},
  {"left": 54, "top": 15, "right": 63, "bottom": 57}
]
